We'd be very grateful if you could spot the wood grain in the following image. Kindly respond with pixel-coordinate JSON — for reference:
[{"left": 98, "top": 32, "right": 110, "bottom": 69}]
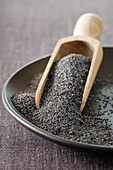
[{"left": 1, "top": 0, "right": 113, "bottom": 169}]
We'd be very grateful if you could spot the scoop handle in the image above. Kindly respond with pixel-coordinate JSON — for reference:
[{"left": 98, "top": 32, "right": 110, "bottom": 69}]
[{"left": 73, "top": 13, "right": 103, "bottom": 39}]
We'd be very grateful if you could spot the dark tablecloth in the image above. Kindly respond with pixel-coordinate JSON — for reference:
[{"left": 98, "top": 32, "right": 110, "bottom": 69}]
[{"left": 0, "top": 0, "right": 113, "bottom": 169}]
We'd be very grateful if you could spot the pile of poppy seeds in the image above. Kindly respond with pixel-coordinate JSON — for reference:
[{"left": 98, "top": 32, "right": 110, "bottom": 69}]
[{"left": 11, "top": 54, "right": 113, "bottom": 146}]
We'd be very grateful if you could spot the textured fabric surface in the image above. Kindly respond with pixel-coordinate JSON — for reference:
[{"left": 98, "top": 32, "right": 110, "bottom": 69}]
[{"left": 0, "top": 0, "right": 113, "bottom": 169}]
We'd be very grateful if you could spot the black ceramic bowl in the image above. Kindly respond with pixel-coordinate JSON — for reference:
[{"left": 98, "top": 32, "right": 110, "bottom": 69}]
[{"left": 2, "top": 46, "right": 113, "bottom": 152}]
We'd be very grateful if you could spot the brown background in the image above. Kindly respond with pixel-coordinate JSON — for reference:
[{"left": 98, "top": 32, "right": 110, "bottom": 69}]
[{"left": 0, "top": 0, "right": 113, "bottom": 169}]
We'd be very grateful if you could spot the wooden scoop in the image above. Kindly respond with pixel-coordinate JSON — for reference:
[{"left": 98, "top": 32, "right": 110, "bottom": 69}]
[{"left": 35, "top": 13, "right": 103, "bottom": 113}]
